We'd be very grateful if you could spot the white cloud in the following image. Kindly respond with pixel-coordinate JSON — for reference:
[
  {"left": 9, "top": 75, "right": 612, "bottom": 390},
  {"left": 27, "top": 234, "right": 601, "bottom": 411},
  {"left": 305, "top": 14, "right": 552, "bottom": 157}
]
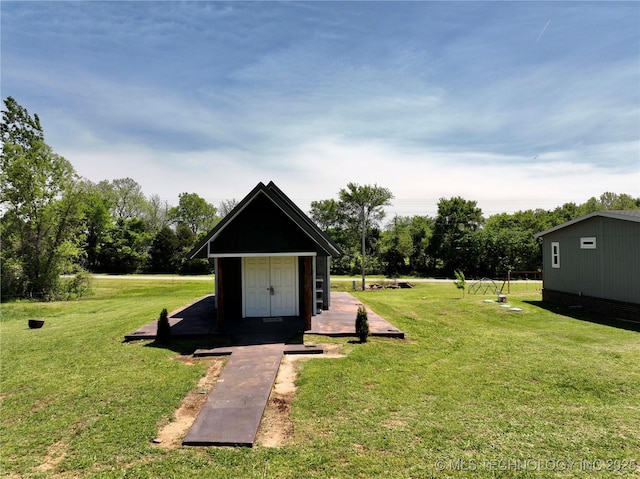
[
  {"left": 4, "top": 1, "right": 638, "bottom": 221},
  {"left": 263, "top": 138, "right": 640, "bottom": 217}
]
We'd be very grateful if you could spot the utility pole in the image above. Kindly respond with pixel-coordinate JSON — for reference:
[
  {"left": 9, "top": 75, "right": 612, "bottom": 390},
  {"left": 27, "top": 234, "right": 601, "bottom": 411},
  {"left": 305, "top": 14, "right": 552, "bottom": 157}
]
[{"left": 361, "top": 204, "right": 366, "bottom": 291}]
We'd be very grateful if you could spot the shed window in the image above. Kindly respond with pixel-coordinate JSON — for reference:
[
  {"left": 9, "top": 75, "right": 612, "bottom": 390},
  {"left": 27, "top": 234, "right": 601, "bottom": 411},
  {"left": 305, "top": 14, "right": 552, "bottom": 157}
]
[
  {"left": 551, "top": 242, "right": 560, "bottom": 268},
  {"left": 580, "top": 237, "right": 596, "bottom": 249}
]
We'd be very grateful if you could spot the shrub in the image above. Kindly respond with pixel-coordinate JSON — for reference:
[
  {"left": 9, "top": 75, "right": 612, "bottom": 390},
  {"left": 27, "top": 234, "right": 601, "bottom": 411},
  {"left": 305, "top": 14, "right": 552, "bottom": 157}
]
[
  {"left": 62, "top": 271, "right": 92, "bottom": 299},
  {"left": 453, "top": 270, "right": 466, "bottom": 298},
  {"left": 355, "top": 305, "right": 369, "bottom": 343},
  {"left": 156, "top": 308, "right": 172, "bottom": 343},
  {"left": 0, "top": 257, "right": 25, "bottom": 301}
]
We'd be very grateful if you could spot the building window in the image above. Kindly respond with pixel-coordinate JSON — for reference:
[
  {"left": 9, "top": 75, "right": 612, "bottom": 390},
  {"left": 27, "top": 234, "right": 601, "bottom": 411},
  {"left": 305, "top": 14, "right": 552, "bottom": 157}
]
[
  {"left": 551, "top": 242, "right": 560, "bottom": 268},
  {"left": 580, "top": 237, "right": 596, "bottom": 249}
]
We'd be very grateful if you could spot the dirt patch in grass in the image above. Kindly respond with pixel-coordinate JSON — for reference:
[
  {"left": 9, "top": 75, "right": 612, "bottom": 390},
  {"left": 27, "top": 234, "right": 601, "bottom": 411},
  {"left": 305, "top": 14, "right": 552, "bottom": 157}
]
[
  {"left": 256, "top": 343, "right": 345, "bottom": 448},
  {"left": 310, "top": 342, "right": 347, "bottom": 360},
  {"left": 0, "top": 392, "right": 14, "bottom": 402},
  {"left": 36, "top": 419, "right": 97, "bottom": 474},
  {"left": 154, "top": 343, "right": 345, "bottom": 449},
  {"left": 36, "top": 438, "right": 69, "bottom": 473},
  {"left": 256, "top": 355, "right": 297, "bottom": 448},
  {"left": 154, "top": 356, "right": 226, "bottom": 449}
]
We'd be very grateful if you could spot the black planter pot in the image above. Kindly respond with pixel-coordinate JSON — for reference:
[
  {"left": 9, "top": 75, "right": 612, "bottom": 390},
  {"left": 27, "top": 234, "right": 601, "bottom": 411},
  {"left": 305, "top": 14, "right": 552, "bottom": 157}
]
[{"left": 28, "top": 319, "right": 45, "bottom": 329}]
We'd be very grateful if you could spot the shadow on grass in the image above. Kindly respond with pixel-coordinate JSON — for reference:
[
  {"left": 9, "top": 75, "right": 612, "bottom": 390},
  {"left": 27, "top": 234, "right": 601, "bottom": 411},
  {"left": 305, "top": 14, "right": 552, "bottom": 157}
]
[
  {"left": 146, "top": 337, "right": 234, "bottom": 355},
  {"left": 525, "top": 300, "right": 640, "bottom": 333},
  {"left": 145, "top": 329, "right": 307, "bottom": 355},
  {"left": 128, "top": 294, "right": 307, "bottom": 353}
]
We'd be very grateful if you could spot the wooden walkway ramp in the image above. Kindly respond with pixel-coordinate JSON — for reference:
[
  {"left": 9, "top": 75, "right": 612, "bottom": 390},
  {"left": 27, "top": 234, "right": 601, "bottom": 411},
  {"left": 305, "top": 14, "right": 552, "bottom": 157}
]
[
  {"left": 183, "top": 343, "right": 322, "bottom": 447},
  {"left": 124, "top": 292, "right": 404, "bottom": 447}
]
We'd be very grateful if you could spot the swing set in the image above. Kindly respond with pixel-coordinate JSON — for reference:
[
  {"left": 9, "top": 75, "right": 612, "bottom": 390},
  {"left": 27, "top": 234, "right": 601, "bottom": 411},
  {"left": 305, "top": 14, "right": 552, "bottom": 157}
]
[
  {"left": 501, "top": 270, "right": 543, "bottom": 294},
  {"left": 468, "top": 270, "right": 542, "bottom": 296}
]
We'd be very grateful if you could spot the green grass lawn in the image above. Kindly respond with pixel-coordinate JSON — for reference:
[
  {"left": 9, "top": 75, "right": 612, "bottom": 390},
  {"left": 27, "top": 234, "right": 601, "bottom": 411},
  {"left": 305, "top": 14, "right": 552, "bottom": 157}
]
[{"left": 1, "top": 278, "right": 639, "bottom": 478}]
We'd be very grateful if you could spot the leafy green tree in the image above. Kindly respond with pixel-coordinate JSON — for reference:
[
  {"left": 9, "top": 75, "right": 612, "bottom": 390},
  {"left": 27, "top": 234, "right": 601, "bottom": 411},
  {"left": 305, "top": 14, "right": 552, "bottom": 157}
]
[
  {"left": 146, "top": 194, "right": 170, "bottom": 233},
  {"left": 429, "top": 196, "right": 483, "bottom": 277},
  {"left": 309, "top": 199, "right": 343, "bottom": 230},
  {"left": 174, "top": 223, "right": 211, "bottom": 275},
  {"left": 309, "top": 198, "right": 353, "bottom": 273},
  {"left": 481, "top": 212, "right": 544, "bottom": 277},
  {"left": 1, "top": 97, "right": 43, "bottom": 147},
  {"left": 310, "top": 187, "right": 638, "bottom": 280},
  {"left": 380, "top": 216, "right": 413, "bottom": 277},
  {"left": 582, "top": 192, "right": 640, "bottom": 213},
  {"left": 96, "top": 218, "right": 152, "bottom": 274},
  {"left": 80, "top": 180, "right": 114, "bottom": 272},
  {"left": 147, "top": 223, "right": 210, "bottom": 275},
  {"left": 381, "top": 215, "right": 434, "bottom": 277},
  {"left": 148, "top": 225, "right": 180, "bottom": 273},
  {"left": 1, "top": 97, "right": 85, "bottom": 299},
  {"left": 550, "top": 202, "right": 582, "bottom": 225},
  {"left": 407, "top": 215, "right": 434, "bottom": 275},
  {"left": 175, "top": 222, "right": 197, "bottom": 251},
  {"left": 453, "top": 270, "right": 466, "bottom": 298},
  {"left": 168, "top": 192, "right": 219, "bottom": 236},
  {"left": 218, "top": 198, "right": 238, "bottom": 217},
  {"left": 108, "top": 177, "right": 148, "bottom": 219},
  {"left": 338, "top": 183, "right": 393, "bottom": 289}
]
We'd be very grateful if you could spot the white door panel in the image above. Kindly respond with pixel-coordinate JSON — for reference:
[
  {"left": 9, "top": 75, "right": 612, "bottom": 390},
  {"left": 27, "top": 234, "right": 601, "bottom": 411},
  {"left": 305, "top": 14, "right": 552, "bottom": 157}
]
[
  {"left": 270, "top": 256, "right": 298, "bottom": 316},
  {"left": 243, "top": 256, "right": 298, "bottom": 317},
  {"left": 243, "top": 257, "right": 271, "bottom": 317}
]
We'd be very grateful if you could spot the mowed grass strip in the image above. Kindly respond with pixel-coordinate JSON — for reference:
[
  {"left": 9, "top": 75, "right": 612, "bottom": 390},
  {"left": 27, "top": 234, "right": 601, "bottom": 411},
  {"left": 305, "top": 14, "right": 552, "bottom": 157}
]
[
  {"left": 0, "top": 278, "right": 216, "bottom": 476},
  {"left": 1, "top": 279, "right": 639, "bottom": 478}
]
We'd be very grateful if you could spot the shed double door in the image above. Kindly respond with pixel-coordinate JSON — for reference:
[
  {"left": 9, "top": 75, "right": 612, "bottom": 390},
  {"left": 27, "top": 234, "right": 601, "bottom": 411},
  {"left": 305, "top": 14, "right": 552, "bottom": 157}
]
[{"left": 243, "top": 256, "right": 298, "bottom": 317}]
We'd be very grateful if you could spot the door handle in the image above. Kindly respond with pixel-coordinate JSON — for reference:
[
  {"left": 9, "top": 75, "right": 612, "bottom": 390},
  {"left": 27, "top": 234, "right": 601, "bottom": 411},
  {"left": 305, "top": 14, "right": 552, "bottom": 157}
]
[{"left": 269, "top": 286, "right": 275, "bottom": 295}]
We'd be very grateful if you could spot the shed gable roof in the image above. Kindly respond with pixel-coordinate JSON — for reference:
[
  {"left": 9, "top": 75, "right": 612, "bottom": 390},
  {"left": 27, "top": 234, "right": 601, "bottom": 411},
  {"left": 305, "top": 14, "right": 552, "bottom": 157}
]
[
  {"left": 189, "top": 181, "right": 342, "bottom": 259},
  {"left": 534, "top": 210, "right": 640, "bottom": 238}
]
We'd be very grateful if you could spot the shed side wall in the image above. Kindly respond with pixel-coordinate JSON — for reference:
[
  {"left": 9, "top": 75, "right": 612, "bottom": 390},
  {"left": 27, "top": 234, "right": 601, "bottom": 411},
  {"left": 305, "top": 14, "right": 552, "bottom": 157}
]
[{"left": 542, "top": 217, "right": 639, "bottom": 304}]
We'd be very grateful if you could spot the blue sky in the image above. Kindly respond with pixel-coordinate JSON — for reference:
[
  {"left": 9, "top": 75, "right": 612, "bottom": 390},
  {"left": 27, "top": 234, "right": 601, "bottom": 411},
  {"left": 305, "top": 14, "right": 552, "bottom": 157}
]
[{"left": 2, "top": 1, "right": 639, "bottom": 218}]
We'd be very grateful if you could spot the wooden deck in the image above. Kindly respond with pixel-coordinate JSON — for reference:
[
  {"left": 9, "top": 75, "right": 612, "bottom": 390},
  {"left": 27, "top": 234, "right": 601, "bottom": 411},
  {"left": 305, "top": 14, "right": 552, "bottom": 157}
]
[{"left": 124, "top": 292, "right": 404, "bottom": 342}]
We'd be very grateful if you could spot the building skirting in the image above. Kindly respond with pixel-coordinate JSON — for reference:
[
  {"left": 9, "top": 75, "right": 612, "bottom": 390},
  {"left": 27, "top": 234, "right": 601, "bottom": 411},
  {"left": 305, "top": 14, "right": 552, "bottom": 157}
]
[{"left": 542, "top": 289, "right": 640, "bottom": 322}]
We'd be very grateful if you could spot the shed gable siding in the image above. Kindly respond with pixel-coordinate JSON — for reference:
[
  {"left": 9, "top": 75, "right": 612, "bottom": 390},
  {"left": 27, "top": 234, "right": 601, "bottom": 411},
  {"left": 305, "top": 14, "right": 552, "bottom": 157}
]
[
  {"left": 210, "top": 192, "right": 318, "bottom": 254},
  {"left": 186, "top": 182, "right": 341, "bottom": 327}
]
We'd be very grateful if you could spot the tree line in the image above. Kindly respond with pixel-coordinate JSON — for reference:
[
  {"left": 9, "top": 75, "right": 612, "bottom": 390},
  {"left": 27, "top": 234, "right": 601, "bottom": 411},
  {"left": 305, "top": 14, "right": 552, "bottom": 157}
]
[
  {"left": 1, "top": 97, "right": 234, "bottom": 299},
  {"left": 2, "top": 97, "right": 639, "bottom": 300},
  {"left": 311, "top": 188, "right": 640, "bottom": 281}
]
